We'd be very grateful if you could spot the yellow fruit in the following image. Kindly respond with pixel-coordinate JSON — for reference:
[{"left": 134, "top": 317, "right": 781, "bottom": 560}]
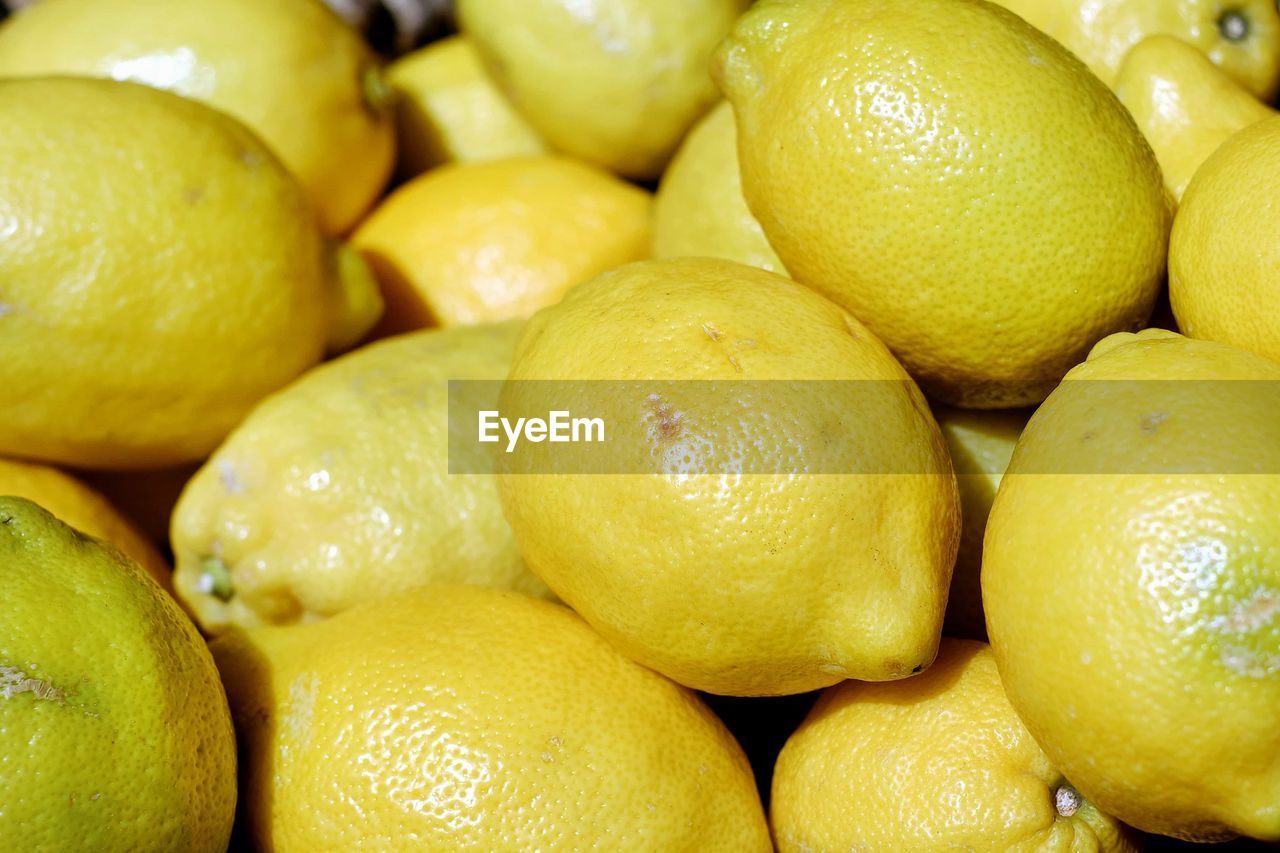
[
  {"left": 496, "top": 258, "right": 959, "bottom": 696},
  {"left": 990, "top": 0, "right": 1280, "bottom": 99},
  {"left": 0, "top": 497, "right": 235, "bottom": 852},
  {"left": 772, "top": 639, "right": 1136, "bottom": 851},
  {"left": 388, "top": 35, "right": 546, "bottom": 178},
  {"left": 934, "top": 406, "right": 1029, "bottom": 639},
  {"left": 1115, "top": 35, "right": 1275, "bottom": 202},
  {"left": 714, "top": 0, "right": 1171, "bottom": 408},
  {"left": 653, "top": 101, "right": 786, "bottom": 274},
  {"left": 456, "top": 0, "right": 748, "bottom": 179},
  {"left": 0, "top": 77, "right": 380, "bottom": 470},
  {"left": 212, "top": 584, "right": 770, "bottom": 850},
  {"left": 1169, "top": 116, "right": 1280, "bottom": 365},
  {"left": 353, "top": 156, "right": 650, "bottom": 333},
  {"left": 172, "top": 322, "right": 548, "bottom": 633},
  {"left": 0, "top": 457, "right": 169, "bottom": 589},
  {"left": 984, "top": 329, "right": 1280, "bottom": 840},
  {"left": 0, "top": 0, "right": 394, "bottom": 234}
]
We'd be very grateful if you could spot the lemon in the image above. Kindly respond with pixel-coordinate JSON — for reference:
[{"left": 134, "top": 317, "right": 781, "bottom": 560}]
[
  {"left": 1115, "top": 36, "right": 1275, "bottom": 203},
  {"left": 456, "top": 0, "right": 748, "bottom": 179},
  {"left": 652, "top": 101, "right": 786, "bottom": 274},
  {"left": 497, "top": 258, "right": 959, "bottom": 696},
  {"left": 714, "top": 0, "right": 1171, "bottom": 408},
  {"left": 0, "top": 497, "right": 235, "bottom": 852},
  {"left": 984, "top": 329, "right": 1280, "bottom": 840},
  {"left": 0, "top": 0, "right": 394, "bottom": 234},
  {"left": 772, "top": 639, "right": 1135, "bottom": 851},
  {"left": 172, "top": 322, "right": 548, "bottom": 633},
  {"left": 0, "top": 457, "right": 169, "bottom": 589},
  {"left": 353, "top": 156, "right": 650, "bottom": 333},
  {"left": 0, "top": 77, "right": 380, "bottom": 471},
  {"left": 990, "top": 0, "right": 1280, "bottom": 99},
  {"left": 1169, "top": 116, "right": 1280, "bottom": 365},
  {"left": 212, "top": 584, "right": 770, "bottom": 850},
  {"left": 934, "top": 406, "right": 1029, "bottom": 640},
  {"left": 388, "top": 35, "right": 546, "bottom": 178}
]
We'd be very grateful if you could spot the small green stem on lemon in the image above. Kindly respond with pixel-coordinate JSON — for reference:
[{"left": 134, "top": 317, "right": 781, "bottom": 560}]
[
  {"left": 1054, "top": 784, "right": 1082, "bottom": 818},
  {"left": 200, "top": 557, "right": 235, "bottom": 603},
  {"left": 361, "top": 65, "right": 393, "bottom": 118}
]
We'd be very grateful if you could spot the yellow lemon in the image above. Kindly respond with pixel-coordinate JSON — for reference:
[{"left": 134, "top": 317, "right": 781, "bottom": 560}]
[
  {"left": 1169, "top": 116, "right": 1280, "bottom": 365},
  {"left": 0, "top": 457, "right": 169, "bottom": 589},
  {"left": 0, "top": 77, "right": 380, "bottom": 470},
  {"left": 212, "top": 584, "right": 770, "bottom": 850},
  {"left": 496, "top": 258, "right": 959, "bottom": 696},
  {"left": 1115, "top": 35, "right": 1275, "bottom": 203},
  {"left": 984, "top": 329, "right": 1280, "bottom": 840},
  {"left": 353, "top": 156, "right": 650, "bottom": 333},
  {"left": 714, "top": 0, "right": 1171, "bottom": 408},
  {"left": 172, "top": 322, "right": 548, "bottom": 633},
  {"left": 0, "top": 497, "right": 235, "bottom": 852},
  {"left": 771, "top": 639, "right": 1136, "bottom": 851},
  {"left": 934, "top": 406, "right": 1029, "bottom": 640},
  {"left": 990, "top": 0, "right": 1280, "bottom": 99},
  {"left": 388, "top": 35, "right": 546, "bottom": 178},
  {"left": 0, "top": 0, "right": 394, "bottom": 234},
  {"left": 653, "top": 101, "right": 786, "bottom": 274},
  {"left": 456, "top": 0, "right": 748, "bottom": 179}
]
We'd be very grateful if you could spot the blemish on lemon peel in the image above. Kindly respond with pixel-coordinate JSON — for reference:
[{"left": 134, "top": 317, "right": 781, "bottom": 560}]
[
  {"left": 1139, "top": 412, "right": 1168, "bottom": 433},
  {"left": 646, "top": 393, "right": 684, "bottom": 441},
  {"left": 0, "top": 665, "right": 65, "bottom": 703},
  {"left": 1208, "top": 587, "right": 1280, "bottom": 635}
]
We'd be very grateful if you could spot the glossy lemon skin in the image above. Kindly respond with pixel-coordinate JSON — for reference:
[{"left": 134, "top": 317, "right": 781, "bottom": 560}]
[
  {"left": 0, "top": 77, "right": 361, "bottom": 470},
  {"left": 772, "top": 640, "right": 1136, "bottom": 852},
  {"left": 653, "top": 101, "right": 786, "bottom": 275},
  {"left": 498, "top": 258, "right": 959, "bottom": 696},
  {"left": 172, "top": 322, "right": 548, "bottom": 634},
  {"left": 212, "top": 585, "right": 771, "bottom": 851},
  {"left": 1115, "top": 35, "right": 1275, "bottom": 202},
  {"left": 456, "top": 0, "right": 749, "bottom": 179},
  {"left": 714, "top": 0, "right": 1171, "bottom": 408},
  {"left": 991, "top": 0, "right": 1280, "bottom": 99},
  {"left": 354, "top": 156, "right": 650, "bottom": 334},
  {"left": 0, "top": 498, "right": 235, "bottom": 852},
  {"left": 0, "top": 457, "right": 169, "bottom": 589},
  {"left": 984, "top": 330, "right": 1280, "bottom": 840},
  {"left": 388, "top": 35, "right": 546, "bottom": 178},
  {"left": 1170, "top": 116, "right": 1280, "bottom": 364},
  {"left": 0, "top": 0, "right": 395, "bottom": 234}
]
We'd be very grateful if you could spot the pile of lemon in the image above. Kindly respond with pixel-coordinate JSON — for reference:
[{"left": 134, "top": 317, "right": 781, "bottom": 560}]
[{"left": 1, "top": 0, "right": 1278, "bottom": 849}]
